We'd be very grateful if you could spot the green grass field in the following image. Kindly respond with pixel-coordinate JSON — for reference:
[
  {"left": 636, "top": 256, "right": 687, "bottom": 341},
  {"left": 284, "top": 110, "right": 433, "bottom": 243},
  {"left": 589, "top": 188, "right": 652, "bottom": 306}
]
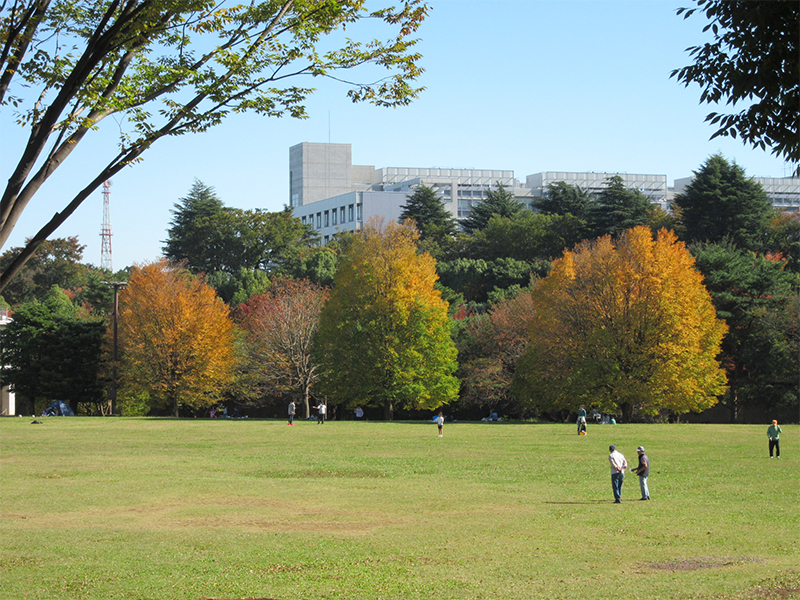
[{"left": 1, "top": 418, "right": 797, "bottom": 600}]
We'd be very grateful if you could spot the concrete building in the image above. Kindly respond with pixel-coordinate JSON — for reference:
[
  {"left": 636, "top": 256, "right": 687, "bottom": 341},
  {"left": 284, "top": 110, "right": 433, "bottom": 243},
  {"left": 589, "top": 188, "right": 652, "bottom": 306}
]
[
  {"left": 526, "top": 171, "right": 669, "bottom": 211},
  {"left": 290, "top": 142, "right": 534, "bottom": 242},
  {"left": 289, "top": 142, "right": 800, "bottom": 243}
]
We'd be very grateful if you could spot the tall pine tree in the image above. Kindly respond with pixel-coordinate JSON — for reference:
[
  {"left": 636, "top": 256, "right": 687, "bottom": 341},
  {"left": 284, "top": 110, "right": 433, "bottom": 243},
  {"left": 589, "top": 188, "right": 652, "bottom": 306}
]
[
  {"left": 673, "top": 154, "right": 774, "bottom": 251},
  {"left": 399, "top": 185, "right": 457, "bottom": 240},
  {"left": 460, "top": 183, "right": 525, "bottom": 234}
]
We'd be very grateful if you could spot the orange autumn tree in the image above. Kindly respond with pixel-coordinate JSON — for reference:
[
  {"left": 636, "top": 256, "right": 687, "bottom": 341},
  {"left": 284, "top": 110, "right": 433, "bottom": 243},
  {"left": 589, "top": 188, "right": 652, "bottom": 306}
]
[
  {"left": 119, "top": 259, "right": 235, "bottom": 416},
  {"left": 314, "top": 219, "right": 459, "bottom": 420},
  {"left": 514, "top": 226, "right": 727, "bottom": 422}
]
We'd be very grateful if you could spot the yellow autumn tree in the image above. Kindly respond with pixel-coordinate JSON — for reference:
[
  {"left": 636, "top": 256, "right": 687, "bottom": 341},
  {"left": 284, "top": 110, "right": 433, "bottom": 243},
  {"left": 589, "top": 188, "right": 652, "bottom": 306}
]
[
  {"left": 514, "top": 226, "right": 727, "bottom": 422},
  {"left": 119, "top": 259, "right": 236, "bottom": 417},
  {"left": 313, "top": 219, "right": 459, "bottom": 419}
]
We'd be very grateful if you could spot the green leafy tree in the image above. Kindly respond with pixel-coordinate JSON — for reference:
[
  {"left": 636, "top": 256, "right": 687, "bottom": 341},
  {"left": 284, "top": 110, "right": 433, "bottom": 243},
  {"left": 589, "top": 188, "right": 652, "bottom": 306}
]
[
  {"left": 673, "top": 154, "right": 774, "bottom": 251},
  {"left": 399, "top": 185, "right": 457, "bottom": 241},
  {"left": 472, "top": 212, "right": 586, "bottom": 263},
  {"left": 764, "top": 211, "right": 800, "bottom": 273},
  {"left": 514, "top": 227, "right": 727, "bottom": 423},
  {"left": 314, "top": 220, "right": 459, "bottom": 419},
  {"left": 206, "top": 268, "right": 271, "bottom": 307},
  {"left": 0, "top": 237, "right": 96, "bottom": 306},
  {"left": 0, "top": 286, "right": 106, "bottom": 415},
  {"left": 535, "top": 181, "right": 594, "bottom": 219},
  {"left": 588, "top": 176, "right": 656, "bottom": 238},
  {"left": 691, "top": 241, "right": 799, "bottom": 421},
  {"left": 0, "top": 0, "right": 428, "bottom": 293},
  {"left": 460, "top": 183, "right": 525, "bottom": 234},
  {"left": 282, "top": 246, "right": 340, "bottom": 288},
  {"left": 436, "top": 257, "right": 542, "bottom": 304},
  {"left": 671, "top": 0, "right": 799, "bottom": 168}
]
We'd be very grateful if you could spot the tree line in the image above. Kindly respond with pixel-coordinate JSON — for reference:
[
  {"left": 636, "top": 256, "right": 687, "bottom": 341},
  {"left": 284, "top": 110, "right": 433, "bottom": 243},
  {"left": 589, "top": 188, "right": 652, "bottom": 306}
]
[{"left": 1, "top": 155, "right": 798, "bottom": 422}]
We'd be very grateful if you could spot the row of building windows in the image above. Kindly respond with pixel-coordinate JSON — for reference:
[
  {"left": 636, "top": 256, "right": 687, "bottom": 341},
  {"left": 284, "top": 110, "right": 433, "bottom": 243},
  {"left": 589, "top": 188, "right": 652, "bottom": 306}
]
[{"left": 301, "top": 204, "right": 362, "bottom": 229}]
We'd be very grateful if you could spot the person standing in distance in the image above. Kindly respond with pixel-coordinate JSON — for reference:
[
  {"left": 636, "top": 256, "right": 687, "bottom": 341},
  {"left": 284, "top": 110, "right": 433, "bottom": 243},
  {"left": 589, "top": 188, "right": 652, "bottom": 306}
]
[
  {"left": 608, "top": 445, "right": 627, "bottom": 503},
  {"left": 577, "top": 405, "right": 587, "bottom": 435},
  {"left": 436, "top": 412, "right": 444, "bottom": 437},
  {"left": 631, "top": 446, "right": 650, "bottom": 500},
  {"left": 312, "top": 400, "right": 326, "bottom": 424},
  {"left": 767, "top": 420, "right": 782, "bottom": 458},
  {"left": 288, "top": 400, "right": 295, "bottom": 425}
]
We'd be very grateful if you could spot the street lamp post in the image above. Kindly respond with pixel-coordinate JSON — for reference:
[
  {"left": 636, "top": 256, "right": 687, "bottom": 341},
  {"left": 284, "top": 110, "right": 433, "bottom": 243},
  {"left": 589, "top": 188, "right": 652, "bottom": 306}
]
[{"left": 104, "top": 281, "right": 127, "bottom": 415}]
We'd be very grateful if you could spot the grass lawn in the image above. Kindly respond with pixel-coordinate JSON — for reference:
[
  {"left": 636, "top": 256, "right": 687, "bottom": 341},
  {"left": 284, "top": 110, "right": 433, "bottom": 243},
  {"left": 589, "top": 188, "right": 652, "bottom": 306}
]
[{"left": 0, "top": 417, "right": 798, "bottom": 600}]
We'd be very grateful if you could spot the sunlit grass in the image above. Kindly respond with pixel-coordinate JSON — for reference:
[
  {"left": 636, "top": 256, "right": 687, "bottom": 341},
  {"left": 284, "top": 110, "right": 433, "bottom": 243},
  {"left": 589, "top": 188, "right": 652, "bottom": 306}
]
[{"left": 1, "top": 418, "right": 797, "bottom": 600}]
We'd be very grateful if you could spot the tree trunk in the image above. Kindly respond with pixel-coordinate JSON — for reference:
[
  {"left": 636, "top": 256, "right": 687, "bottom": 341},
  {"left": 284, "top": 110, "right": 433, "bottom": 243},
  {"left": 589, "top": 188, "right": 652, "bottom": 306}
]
[
  {"left": 303, "top": 383, "right": 311, "bottom": 419},
  {"left": 620, "top": 402, "right": 633, "bottom": 424},
  {"left": 383, "top": 399, "right": 394, "bottom": 421}
]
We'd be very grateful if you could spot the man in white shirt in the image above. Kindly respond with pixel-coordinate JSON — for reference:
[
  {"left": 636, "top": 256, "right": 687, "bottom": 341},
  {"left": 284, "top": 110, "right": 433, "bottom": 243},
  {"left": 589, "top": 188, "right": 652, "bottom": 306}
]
[
  {"left": 608, "top": 445, "right": 628, "bottom": 503},
  {"left": 313, "top": 401, "right": 326, "bottom": 424}
]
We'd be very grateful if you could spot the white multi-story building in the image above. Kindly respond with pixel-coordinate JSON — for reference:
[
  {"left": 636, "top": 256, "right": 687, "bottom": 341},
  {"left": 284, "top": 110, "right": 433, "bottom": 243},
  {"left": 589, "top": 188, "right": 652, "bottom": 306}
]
[
  {"left": 289, "top": 142, "right": 800, "bottom": 243},
  {"left": 290, "top": 142, "right": 535, "bottom": 243}
]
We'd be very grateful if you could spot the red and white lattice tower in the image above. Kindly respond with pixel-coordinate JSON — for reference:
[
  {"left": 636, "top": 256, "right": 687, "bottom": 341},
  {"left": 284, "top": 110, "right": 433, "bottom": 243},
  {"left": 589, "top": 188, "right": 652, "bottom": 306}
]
[{"left": 100, "top": 180, "right": 113, "bottom": 271}]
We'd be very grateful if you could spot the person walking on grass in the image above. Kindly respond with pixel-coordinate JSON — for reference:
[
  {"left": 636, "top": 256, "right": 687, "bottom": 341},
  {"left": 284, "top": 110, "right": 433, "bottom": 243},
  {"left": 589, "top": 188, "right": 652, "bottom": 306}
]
[
  {"left": 608, "top": 445, "right": 627, "bottom": 503},
  {"left": 767, "top": 420, "right": 782, "bottom": 458},
  {"left": 288, "top": 400, "right": 295, "bottom": 425},
  {"left": 631, "top": 446, "right": 650, "bottom": 500},
  {"left": 436, "top": 412, "right": 444, "bottom": 437}
]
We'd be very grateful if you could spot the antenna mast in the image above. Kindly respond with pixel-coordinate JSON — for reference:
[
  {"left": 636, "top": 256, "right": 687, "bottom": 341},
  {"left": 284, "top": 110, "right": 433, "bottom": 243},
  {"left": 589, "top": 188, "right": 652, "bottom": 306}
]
[{"left": 100, "top": 180, "right": 113, "bottom": 271}]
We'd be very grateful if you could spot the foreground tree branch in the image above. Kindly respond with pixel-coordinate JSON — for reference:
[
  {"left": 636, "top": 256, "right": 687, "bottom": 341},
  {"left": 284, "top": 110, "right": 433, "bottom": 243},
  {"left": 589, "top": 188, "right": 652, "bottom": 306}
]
[{"left": 0, "top": 0, "right": 428, "bottom": 293}]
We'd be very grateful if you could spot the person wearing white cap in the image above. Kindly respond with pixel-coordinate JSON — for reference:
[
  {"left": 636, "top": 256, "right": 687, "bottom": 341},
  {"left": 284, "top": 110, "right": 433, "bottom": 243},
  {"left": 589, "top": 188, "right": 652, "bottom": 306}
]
[
  {"left": 631, "top": 446, "right": 650, "bottom": 500},
  {"left": 608, "top": 445, "right": 627, "bottom": 503}
]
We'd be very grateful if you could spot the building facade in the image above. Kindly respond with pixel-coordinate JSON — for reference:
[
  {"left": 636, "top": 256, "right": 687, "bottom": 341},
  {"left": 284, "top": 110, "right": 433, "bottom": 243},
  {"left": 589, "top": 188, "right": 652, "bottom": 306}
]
[{"left": 290, "top": 142, "right": 800, "bottom": 242}]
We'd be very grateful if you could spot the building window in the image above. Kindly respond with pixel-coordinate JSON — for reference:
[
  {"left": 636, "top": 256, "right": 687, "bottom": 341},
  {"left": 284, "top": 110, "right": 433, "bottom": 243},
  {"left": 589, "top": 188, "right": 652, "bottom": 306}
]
[
  {"left": 357, "top": 204, "right": 362, "bottom": 220},
  {"left": 316, "top": 212, "right": 322, "bottom": 229},
  {"left": 301, "top": 216, "right": 306, "bottom": 224},
  {"left": 324, "top": 211, "right": 329, "bottom": 228},
  {"left": 348, "top": 204, "right": 354, "bottom": 221},
  {"left": 340, "top": 207, "right": 346, "bottom": 223},
  {"left": 324, "top": 235, "right": 330, "bottom": 244},
  {"left": 332, "top": 209, "right": 337, "bottom": 226}
]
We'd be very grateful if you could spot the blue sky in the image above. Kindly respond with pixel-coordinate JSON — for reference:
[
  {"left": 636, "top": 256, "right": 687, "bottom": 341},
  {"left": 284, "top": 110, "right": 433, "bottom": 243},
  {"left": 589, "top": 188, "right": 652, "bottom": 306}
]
[{"left": 1, "top": 0, "right": 794, "bottom": 270}]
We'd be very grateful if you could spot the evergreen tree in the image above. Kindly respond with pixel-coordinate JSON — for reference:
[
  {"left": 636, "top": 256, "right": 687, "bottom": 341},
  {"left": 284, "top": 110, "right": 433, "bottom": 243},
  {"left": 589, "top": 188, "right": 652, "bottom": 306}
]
[
  {"left": 0, "top": 286, "right": 106, "bottom": 415},
  {"left": 460, "top": 184, "right": 525, "bottom": 234},
  {"left": 535, "top": 181, "right": 594, "bottom": 219},
  {"left": 691, "top": 241, "right": 799, "bottom": 421},
  {"left": 673, "top": 154, "right": 774, "bottom": 251},
  {"left": 162, "top": 180, "right": 226, "bottom": 266},
  {"left": 398, "top": 185, "right": 457, "bottom": 240},
  {"left": 588, "top": 176, "right": 655, "bottom": 238}
]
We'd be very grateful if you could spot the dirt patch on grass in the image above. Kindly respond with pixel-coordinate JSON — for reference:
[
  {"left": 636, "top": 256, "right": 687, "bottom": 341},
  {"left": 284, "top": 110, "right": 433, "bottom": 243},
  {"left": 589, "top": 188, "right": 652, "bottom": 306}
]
[
  {"left": 745, "top": 572, "right": 800, "bottom": 599},
  {"left": 646, "top": 556, "right": 764, "bottom": 571}
]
